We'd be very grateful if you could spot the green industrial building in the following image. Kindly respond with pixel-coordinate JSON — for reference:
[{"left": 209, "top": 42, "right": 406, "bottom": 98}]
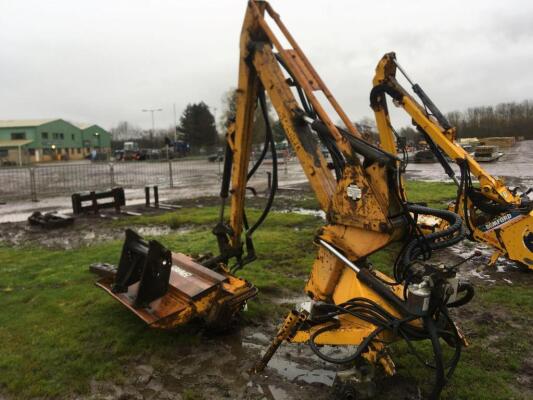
[{"left": 0, "top": 119, "right": 111, "bottom": 165}]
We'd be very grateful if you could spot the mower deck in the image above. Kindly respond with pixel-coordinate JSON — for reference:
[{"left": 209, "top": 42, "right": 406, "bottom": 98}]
[{"left": 91, "top": 230, "right": 257, "bottom": 329}]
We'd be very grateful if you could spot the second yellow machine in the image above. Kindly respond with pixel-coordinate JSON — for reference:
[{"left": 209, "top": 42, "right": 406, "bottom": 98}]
[{"left": 371, "top": 52, "right": 533, "bottom": 271}]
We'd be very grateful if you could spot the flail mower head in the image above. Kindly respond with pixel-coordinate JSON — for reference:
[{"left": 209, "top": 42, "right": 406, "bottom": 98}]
[{"left": 90, "top": 229, "right": 257, "bottom": 329}]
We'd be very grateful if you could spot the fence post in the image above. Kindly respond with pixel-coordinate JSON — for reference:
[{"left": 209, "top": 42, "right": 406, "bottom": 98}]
[
  {"left": 145, "top": 186, "right": 150, "bottom": 207},
  {"left": 266, "top": 171, "right": 272, "bottom": 191},
  {"left": 29, "top": 167, "right": 38, "bottom": 202},
  {"left": 168, "top": 160, "right": 174, "bottom": 188},
  {"left": 109, "top": 163, "right": 115, "bottom": 187},
  {"left": 153, "top": 185, "right": 159, "bottom": 208}
]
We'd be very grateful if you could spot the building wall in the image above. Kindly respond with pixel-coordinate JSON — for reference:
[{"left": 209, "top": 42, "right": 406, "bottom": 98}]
[
  {"left": 0, "top": 148, "right": 32, "bottom": 165},
  {"left": 0, "top": 127, "right": 37, "bottom": 143},
  {"left": 81, "top": 125, "right": 112, "bottom": 150},
  {"left": 34, "top": 120, "right": 82, "bottom": 150},
  {"left": 0, "top": 119, "right": 111, "bottom": 164},
  {"left": 35, "top": 120, "right": 87, "bottom": 161},
  {"left": 0, "top": 127, "right": 36, "bottom": 164}
]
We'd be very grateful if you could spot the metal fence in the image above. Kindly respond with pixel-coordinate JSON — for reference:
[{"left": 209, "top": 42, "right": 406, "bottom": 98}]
[{"left": 0, "top": 159, "right": 223, "bottom": 201}]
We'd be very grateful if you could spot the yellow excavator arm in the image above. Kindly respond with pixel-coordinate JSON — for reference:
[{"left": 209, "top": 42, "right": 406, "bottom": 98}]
[
  {"left": 216, "top": 1, "right": 406, "bottom": 272},
  {"left": 211, "top": 3, "right": 473, "bottom": 399},
  {"left": 92, "top": 3, "right": 476, "bottom": 399},
  {"left": 371, "top": 52, "right": 533, "bottom": 269}
]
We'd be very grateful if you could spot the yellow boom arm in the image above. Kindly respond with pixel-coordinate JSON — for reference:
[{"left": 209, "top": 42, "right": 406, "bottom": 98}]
[
  {"left": 371, "top": 52, "right": 533, "bottom": 269},
  {"left": 211, "top": 4, "right": 472, "bottom": 399}
]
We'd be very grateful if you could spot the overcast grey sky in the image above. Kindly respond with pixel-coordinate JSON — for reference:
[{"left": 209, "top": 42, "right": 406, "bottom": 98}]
[{"left": 2, "top": 0, "right": 533, "bottom": 131}]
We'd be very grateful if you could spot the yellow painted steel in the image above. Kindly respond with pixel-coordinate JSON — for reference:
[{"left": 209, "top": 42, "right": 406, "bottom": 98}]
[
  {"left": 225, "top": 1, "right": 426, "bottom": 373},
  {"left": 371, "top": 52, "right": 533, "bottom": 269}
]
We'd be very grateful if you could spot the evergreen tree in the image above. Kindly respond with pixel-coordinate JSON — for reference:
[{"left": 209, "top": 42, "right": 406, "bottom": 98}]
[{"left": 178, "top": 102, "right": 218, "bottom": 152}]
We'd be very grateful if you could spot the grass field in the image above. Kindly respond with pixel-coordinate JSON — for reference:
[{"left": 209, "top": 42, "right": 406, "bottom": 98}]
[{"left": 0, "top": 181, "right": 531, "bottom": 399}]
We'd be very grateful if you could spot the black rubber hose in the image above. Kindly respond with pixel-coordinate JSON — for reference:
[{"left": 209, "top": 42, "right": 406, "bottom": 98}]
[
  {"left": 424, "top": 316, "right": 446, "bottom": 400},
  {"left": 459, "top": 161, "right": 476, "bottom": 239},
  {"left": 274, "top": 53, "right": 316, "bottom": 118},
  {"left": 245, "top": 90, "right": 278, "bottom": 239},
  {"left": 454, "top": 159, "right": 466, "bottom": 215},
  {"left": 357, "top": 268, "right": 420, "bottom": 316},
  {"left": 309, "top": 298, "right": 420, "bottom": 364},
  {"left": 219, "top": 143, "right": 234, "bottom": 199},
  {"left": 411, "top": 204, "right": 463, "bottom": 242},
  {"left": 447, "top": 282, "right": 474, "bottom": 308},
  {"left": 401, "top": 204, "right": 464, "bottom": 270},
  {"left": 231, "top": 91, "right": 278, "bottom": 274},
  {"left": 275, "top": 53, "right": 345, "bottom": 177},
  {"left": 421, "top": 130, "right": 457, "bottom": 183},
  {"left": 247, "top": 106, "right": 271, "bottom": 181},
  {"left": 309, "top": 324, "right": 386, "bottom": 364},
  {"left": 316, "top": 128, "right": 344, "bottom": 180},
  {"left": 438, "top": 306, "right": 463, "bottom": 378}
]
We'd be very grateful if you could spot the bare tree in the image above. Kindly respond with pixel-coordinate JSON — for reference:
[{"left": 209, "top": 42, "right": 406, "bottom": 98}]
[
  {"left": 446, "top": 99, "right": 533, "bottom": 139},
  {"left": 219, "top": 87, "right": 276, "bottom": 145},
  {"left": 110, "top": 121, "right": 143, "bottom": 140}
]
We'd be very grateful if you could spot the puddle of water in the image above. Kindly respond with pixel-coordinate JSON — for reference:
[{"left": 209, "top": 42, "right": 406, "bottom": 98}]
[
  {"left": 0, "top": 190, "right": 172, "bottom": 223},
  {"left": 243, "top": 330, "right": 337, "bottom": 387},
  {"left": 281, "top": 208, "right": 326, "bottom": 219},
  {"left": 265, "top": 356, "right": 336, "bottom": 386},
  {"left": 438, "top": 239, "right": 521, "bottom": 281},
  {"left": 0, "top": 210, "right": 71, "bottom": 224},
  {"left": 137, "top": 225, "right": 173, "bottom": 236},
  {"left": 0, "top": 222, "right": 193, "bottom": 250},
  {"left": 271, "top": 295, "right": 309, "bottom": 306}
]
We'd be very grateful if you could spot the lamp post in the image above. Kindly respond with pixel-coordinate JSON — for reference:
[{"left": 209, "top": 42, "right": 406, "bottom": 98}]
[
  {"left": 142, "top": 108, "right": 163, "bottom": 143},
  {"left": 173, "top": 103, "right": 178, "bottom": 143}
]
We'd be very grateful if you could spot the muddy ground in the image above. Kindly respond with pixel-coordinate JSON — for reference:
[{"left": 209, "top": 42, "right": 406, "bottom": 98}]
[
  {"left": 1, "top": 184, "right": 531, "bottom": 400},
  {"left": 0, "top": 187, "right": 314, "bottom": 250}
]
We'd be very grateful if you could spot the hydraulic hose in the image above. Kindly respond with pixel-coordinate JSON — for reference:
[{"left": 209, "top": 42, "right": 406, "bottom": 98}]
[
  {"left": 247, "top": 113, "right": 271, "bottom": 181},
  {"left": 229, "top": 89, "right": 278, "bottom": 273},
  {"left": 309, "top": 323, "right": 386, "bottom": 364},
  {"left": 245, "top": 89, "right": 278, "bottom": 239},
  {"left": 400, "top": 204, "right": 464, "bottom": 279},
  {"left": 424, "top": 316, "right": 446, "bottom": 400},
  {"left": 447, "top": 282, "right": 474, "bottom": 308}
]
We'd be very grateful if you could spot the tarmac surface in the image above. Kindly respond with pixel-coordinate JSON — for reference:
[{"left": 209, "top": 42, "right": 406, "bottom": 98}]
[
  {"left": 404, "top": 139, "right": 533, "bottom": 187},
  {"left": 1, "top": 140, "right": 531, "bottom": 223}
]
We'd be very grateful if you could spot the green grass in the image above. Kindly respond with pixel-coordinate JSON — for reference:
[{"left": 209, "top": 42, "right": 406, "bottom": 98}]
[
  {"left": 405, "top": 180, "right": 457, "bottom": 208},
  {"left": 183, "top": 388, "right": 205, "bottom": 400},
  {"left": 0, "top": 181, "right": 531, "bottom": 399},
  {"left": 275, "top": 180, "right": 458, "bottom": 211},
  {"left": 0, "top": 243, "right": 202, "bottom": 397},
  {"left": 0, "top": 209, "right": 322, "bottom": 398},
  {"left": 389, "top": 282, "right": 533, "bottom": 400},
  {"left": 115, "top": 206, "right": 319, "bottom": 230}
]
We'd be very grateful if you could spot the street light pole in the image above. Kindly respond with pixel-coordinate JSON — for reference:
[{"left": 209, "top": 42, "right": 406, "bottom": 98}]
[
  {"left": 142, "top": 108, "right": 163, "bottom": 143},
  {"left": 173, "top": 103, "right": 178, "bottom": 143}
]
